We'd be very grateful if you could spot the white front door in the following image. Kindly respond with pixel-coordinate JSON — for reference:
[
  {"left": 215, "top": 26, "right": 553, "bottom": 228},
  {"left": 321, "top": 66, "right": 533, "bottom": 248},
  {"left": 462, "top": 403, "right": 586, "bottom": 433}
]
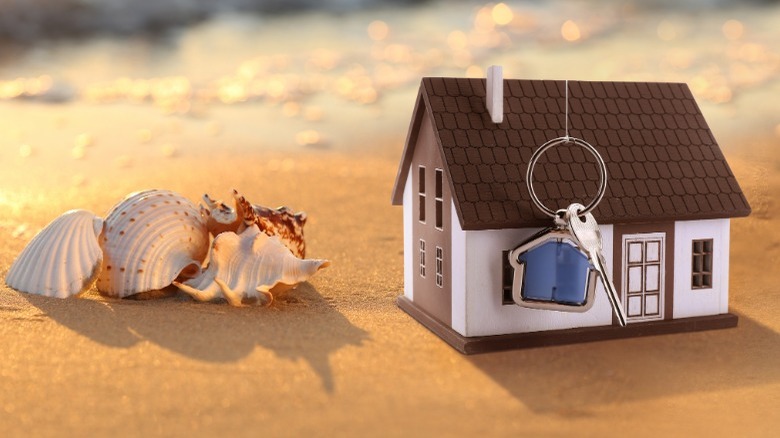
[{"left": 622, "top": 233, "right": 665, "bottom": 322}]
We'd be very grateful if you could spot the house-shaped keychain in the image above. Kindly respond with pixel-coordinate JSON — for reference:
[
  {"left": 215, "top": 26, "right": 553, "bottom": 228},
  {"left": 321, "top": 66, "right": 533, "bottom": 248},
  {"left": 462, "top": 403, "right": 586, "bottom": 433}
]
[{"left": 391, "top": 66, "right": 751, "bottom": 354}]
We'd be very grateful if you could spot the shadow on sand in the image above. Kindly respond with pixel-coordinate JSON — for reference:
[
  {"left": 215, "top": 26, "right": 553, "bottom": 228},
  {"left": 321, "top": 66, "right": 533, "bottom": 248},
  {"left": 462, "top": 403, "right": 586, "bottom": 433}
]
[
  {"left": 467, "top": 312, "right": 780, "bottom": 417},
  {"left": 22, "top": 283, "right": 368, "bottom": 393}
]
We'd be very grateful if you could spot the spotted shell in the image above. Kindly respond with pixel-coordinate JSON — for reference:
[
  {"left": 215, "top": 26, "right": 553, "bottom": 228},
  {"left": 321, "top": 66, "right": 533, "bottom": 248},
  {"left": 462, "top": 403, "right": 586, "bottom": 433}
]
[
  {"left": 5, "top": 210, "right": 104, "bottom": 298},
  {"left": 96, "top": 189, "right": 209, "bottom": 298},
  {"left": 201, "top": 189, "right": 307, "bottom": 258},
  {"left": 173, "top": 224, "right": 328, "bottom": 306}
]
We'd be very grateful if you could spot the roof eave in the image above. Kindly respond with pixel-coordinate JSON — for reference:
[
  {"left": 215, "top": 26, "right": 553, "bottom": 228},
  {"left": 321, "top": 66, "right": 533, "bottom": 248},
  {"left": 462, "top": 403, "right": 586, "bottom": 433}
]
[
  {"left": 458, "top": 210, "right": 752, "bottom": 231},
  {"left": 390, "top": 86, "right": 427, "bottom": 206}
]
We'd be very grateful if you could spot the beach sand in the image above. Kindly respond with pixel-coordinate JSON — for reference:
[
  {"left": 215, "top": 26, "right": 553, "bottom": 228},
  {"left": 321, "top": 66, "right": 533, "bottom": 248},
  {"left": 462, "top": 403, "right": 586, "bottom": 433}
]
[
  {"left": 1, "top": 1, "right": 780, "bottom": 435},
  {"left": 0, "top": 128, "right": 778, "bottom": 437}
]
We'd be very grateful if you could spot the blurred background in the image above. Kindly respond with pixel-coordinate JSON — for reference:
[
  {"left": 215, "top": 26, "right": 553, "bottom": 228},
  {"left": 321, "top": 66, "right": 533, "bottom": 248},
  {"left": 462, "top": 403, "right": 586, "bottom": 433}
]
[{"left": 0, "top": 0, "right": 777, "bottom": 202}]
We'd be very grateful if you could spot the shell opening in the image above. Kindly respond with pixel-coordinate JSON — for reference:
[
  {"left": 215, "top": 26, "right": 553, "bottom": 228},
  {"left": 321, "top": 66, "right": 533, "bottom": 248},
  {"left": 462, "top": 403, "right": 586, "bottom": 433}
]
[{"left": 177, "top": 262, "right": 202, "bottom": 280}]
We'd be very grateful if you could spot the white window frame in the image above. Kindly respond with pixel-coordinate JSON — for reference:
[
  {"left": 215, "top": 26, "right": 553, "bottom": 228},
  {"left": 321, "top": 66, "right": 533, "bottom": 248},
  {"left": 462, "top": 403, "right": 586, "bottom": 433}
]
[
  {"left": 435, "top": 168, "right": 444, "bottom": 231},
  {"left": 435, "top": 246, "right": 443, "bottom": 288},
  {"left": 418, "top": 166, "right": 426, "bottom": 224},
  {"left": 691, "top": 239, "right": 713, "bottom": 289},
  {"left": 419, "top": 239, "right": 426, "bottom": 278}
]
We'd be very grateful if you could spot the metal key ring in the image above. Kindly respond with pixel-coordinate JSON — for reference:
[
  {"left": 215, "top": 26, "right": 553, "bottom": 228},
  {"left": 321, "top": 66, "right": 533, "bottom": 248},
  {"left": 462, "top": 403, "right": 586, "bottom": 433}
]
[{"left": 526, "top": 136, "right": 607, "bottom": 218}]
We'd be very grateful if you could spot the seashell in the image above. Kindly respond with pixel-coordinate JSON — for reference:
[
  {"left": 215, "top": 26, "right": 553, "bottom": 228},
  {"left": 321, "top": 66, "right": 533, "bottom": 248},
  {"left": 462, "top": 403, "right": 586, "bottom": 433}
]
[
  {"left": 201, "top": 189, "right": 307, "bottom": 258},
  {"left": 96, "top": 189, "right": 209, "bottom": 298},
  {"left": 173, "top": 224, "right": 329, "bottom": 306},
  {"left": 5, "top": 210, "right": 103, "bottom": 298}
]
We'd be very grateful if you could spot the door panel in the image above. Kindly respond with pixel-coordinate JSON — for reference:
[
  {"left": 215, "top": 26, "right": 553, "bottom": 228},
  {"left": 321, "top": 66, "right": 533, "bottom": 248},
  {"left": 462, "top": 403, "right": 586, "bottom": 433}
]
[{"left": 622, "top": 233, "right": 666, "bottom": 322}]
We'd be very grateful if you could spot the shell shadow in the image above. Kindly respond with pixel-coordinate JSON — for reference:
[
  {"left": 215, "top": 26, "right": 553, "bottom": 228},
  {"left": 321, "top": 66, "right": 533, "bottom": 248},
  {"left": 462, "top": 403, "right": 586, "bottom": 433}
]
[
  {"left": 466, "top": 312, "right": 780, "bottom": 417},
  {"left": 20, "top": 293, "right": 141, "bottom": 348},
  {"left": 21, "top": 283, "right": 368, "bottom": 393}
]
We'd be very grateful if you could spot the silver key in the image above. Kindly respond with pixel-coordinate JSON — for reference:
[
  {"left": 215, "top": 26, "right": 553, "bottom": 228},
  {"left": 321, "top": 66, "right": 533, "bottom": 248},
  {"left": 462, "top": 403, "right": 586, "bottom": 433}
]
[{"left": 566, "top": 203, "right": 628, "bottom": 327}]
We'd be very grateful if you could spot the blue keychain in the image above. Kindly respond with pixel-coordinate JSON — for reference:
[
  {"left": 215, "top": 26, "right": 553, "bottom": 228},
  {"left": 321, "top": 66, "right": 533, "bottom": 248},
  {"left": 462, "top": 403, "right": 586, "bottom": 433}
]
[{"left": 507, "top": 136, "right": 628, "bottom": 326}]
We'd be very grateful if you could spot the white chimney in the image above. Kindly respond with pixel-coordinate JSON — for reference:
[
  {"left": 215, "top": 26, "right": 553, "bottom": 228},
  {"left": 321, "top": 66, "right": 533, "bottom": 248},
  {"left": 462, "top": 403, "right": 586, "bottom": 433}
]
[{"left": 486, "top": 65, "right": 503, "bottom": 124}]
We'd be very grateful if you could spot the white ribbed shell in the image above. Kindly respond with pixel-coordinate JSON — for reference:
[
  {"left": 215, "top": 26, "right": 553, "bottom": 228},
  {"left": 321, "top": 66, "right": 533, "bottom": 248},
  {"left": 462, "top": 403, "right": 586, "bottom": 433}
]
[
  {"left": 5, "top": 210, "right": 104, "bottom": 298},
  {"left": 96, "top": 189, "right": 209, "bottom": 297},
  {"left": 178, "top": 225, "right": 328, "bottom": 305}
]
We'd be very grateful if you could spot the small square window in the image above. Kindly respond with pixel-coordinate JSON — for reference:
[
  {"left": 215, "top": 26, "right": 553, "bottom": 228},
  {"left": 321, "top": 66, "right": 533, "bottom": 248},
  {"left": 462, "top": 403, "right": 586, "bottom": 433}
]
[
  {"left": 645, "top": 241, "right": 660, "bottom": 262},
  {"left": 628, "top": 242, "right": 643, "bottom": 263}
]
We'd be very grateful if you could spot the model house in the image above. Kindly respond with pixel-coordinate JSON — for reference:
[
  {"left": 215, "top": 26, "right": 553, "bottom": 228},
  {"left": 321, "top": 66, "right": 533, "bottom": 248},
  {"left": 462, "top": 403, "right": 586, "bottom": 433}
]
[{"left": 391, "top": 68, "right": 751, "bottom": 354}]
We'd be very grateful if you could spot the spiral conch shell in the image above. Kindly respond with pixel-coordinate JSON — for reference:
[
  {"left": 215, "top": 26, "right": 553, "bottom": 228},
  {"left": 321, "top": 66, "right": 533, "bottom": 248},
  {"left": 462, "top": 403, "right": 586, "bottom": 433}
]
[
  {"left": 5, "top": 210, "right": 104, "bottom": 298},
  {"left": 96, "top": 189, "right": 210, "bottom": 298},
  {"left": 174, "top": 224, "right": 329, "bottom": 306},
  {"left": 201, "top": 190, "right": 307, "bottom": 258}
]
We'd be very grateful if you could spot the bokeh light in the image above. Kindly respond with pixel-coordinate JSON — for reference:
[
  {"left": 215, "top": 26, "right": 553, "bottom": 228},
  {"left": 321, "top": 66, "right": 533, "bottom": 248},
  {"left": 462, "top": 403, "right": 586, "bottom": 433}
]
[
  {"left": 492, "top": 3, "right": 514, "bottom": 26},
  {"left": 367, "top": 20, "right": 390, "bottom": 41},
  {"left": 561, "top": 20, "right": 581, "bottom": 42},
  {"left": 722, "top": 19, "right": 744, "bottom": 40}
]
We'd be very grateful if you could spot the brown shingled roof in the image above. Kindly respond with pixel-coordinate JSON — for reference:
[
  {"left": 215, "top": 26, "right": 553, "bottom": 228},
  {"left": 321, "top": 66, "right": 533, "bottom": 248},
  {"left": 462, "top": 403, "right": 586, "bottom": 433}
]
[{"left": 391, "top": 77, "right": 751, "bottom": 230}]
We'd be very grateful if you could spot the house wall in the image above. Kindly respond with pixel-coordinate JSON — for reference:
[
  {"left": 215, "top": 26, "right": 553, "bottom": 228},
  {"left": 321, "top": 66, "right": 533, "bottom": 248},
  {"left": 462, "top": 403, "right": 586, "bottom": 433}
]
[
  {"left": 450, "top": 200, "right": 466, "bottom": 334},
  {"left": 403, "top": 171, "right": 413, "bottom": 301},
  {"left": 673, "top": 218, "right": 731, "bottom": 318},
  {"left": 408, "top": 111, "right": 453, "bottom": 326},
  {"left": 448, "top": 217, "right": 731, "bottom": 337},
  {"left": 451, "top": 219, "right": 616, "bottom": 337}
]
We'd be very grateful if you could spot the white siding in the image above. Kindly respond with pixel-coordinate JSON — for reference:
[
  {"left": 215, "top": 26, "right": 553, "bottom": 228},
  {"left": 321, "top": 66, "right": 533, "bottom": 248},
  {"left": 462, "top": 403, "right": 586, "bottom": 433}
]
[
  {"left": 451, "top": 223, "right": 616, "bottom": 337},
  {"left": 673, "top": 219, "right": 730, "bottom": 318},
  {"left": 402, "top": 171, "right": 413, "bottom": 300},
  {"left": 450, "top": 201, "right": 466, "bottom": 334}
]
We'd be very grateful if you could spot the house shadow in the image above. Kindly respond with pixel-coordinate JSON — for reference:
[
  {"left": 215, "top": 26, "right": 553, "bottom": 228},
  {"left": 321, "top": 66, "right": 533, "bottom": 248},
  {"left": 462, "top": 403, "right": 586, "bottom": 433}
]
[
  {"left": 466, "top": 312, "right": 780, "bottom": 417},
  {"left": 22, "top": 283, "right": 368, "bottom": 393}
]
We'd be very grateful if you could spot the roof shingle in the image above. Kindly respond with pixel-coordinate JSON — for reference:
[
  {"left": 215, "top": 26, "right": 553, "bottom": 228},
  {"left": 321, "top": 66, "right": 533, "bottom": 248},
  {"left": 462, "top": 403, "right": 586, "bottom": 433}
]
[{"left": 391, "top": 78, "right": 751, "bottom": 230}]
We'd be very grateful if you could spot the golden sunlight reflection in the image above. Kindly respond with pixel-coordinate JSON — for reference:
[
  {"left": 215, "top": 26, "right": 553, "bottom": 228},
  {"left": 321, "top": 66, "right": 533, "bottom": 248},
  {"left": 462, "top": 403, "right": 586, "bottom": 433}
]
[
  {"left": 18, "top": 144, "right": 33, "bottom": 158},
  {"left": 74, "top": 133, "right": 93, "bottom": 149},
  {"left": 295, "top": 129, "right": 322, "bottom": 146},
  {"left": 474, "top": 6, "right": 496, "bottom": 32},
  {"left": 160, "top": 144, "right": 178, "bottom": 158},
  {"left": 137, "top": 129, "right": 153, "bottom": 144},
  {"left": 657, "top": 20, "right": 678, "bottom": 41},
  {"left": 0, "top": 76, "right": 53, "bottom": 100},
  {"left": 71, "top": 145, "right": 86, "bottom": 160},
  {"left": 466, "top": 65, "right": 484, "bottom": 78},
  {"left": 447, "top": 30, "right": 468, "bottom": 50},
  {"left": 491, "top": 3, "right": 514, "bottom": 27},
  {"left": 561, "top": 20, "right": 581, "bottom": 42},
  {"left": 0, "top": 0, "right": 776, "bottom": 181},
  {"left": 367, "top": 20, "right": 390, "bottom": 41},
  {"left": 722, "top": 19, "right": 744, "bottom": 41}
]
